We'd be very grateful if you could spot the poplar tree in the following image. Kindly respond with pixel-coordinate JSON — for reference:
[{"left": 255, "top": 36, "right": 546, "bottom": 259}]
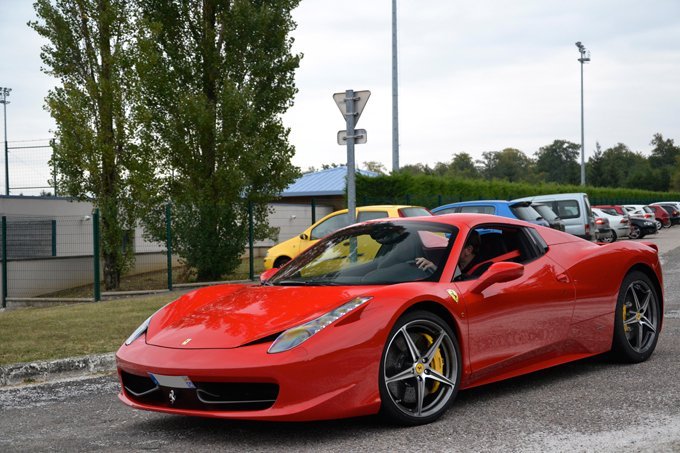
[
  {"left": 135, "top": 0, "right": 301, "bottom": 280},
  {"left": 30, "top": 0, "right": 149, "bottom": 289}
]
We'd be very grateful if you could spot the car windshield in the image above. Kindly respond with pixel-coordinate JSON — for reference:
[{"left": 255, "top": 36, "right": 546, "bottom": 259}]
[
  {"left": 399, "top": 207, "right": 432, "bottom": 217},
  {"left": 269, "top": 221, "right": 458, "bottom": 286}
]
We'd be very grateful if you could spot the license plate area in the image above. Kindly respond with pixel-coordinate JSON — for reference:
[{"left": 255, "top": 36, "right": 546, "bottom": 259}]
[{"left": 148, "top": 373, "right": 196, "bottom": 389}]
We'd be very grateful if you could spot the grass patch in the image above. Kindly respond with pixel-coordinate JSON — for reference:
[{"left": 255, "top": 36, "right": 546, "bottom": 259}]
[
  {"left": 44, "top": 257, "right": 264, "bottom": 298},
  {"left": 0, "top": 292, "right": 184, "bottom": 366}
]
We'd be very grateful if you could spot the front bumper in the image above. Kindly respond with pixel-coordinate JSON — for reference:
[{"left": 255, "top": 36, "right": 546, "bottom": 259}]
[{"left": 116, "top": 331, "right": 382, "bottom": 421}]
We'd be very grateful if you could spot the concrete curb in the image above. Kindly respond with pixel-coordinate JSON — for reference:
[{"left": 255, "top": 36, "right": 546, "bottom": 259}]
[{"left": 0, "top": 352, "right": 116, "bottom": 387}]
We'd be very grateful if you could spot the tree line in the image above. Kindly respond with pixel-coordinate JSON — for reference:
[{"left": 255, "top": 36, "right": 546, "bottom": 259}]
[
  {"left": 30, "top": 0, "right": 301, "bottom": 289},
  {"left": 396, "top": 134, "right": 680, "bottom": 192}
]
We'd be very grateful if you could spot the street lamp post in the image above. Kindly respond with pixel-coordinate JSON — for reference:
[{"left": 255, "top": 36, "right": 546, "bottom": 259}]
[
  {"left": 391, "top": 0, "right": 399, "bottom": 172},
  {"left": 0, "top": 87, "right": 10, "bottom": 195},
  {"left": 575, "top": 42, "right": 590, "bottom": 186}
]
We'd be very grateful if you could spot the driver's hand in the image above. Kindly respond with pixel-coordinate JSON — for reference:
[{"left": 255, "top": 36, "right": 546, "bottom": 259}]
[{"left": 415, "top": 257, "right": 437, "bottom": 271}]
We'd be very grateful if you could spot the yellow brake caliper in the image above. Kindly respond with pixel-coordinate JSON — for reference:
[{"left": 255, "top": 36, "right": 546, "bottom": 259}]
[
  {"left": 423, "top": 334, "right": 444, "bottom": 393},
  {"left": 623, "top": 304, "right": 630, "bottom": 332}
]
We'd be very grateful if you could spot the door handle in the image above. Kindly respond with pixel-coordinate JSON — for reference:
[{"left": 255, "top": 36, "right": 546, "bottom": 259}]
[{"left": 556, "top": 273, "right": 570, "bottom": 284}]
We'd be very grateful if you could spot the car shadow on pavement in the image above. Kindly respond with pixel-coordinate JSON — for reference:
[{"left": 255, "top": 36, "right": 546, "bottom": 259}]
[{"left": 127, "top": 353, "right": 625, "bottom": 443}]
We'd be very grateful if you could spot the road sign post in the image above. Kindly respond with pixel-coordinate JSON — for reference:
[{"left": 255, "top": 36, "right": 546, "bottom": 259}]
[{"left": 333, "top": 89, "right": 370, "bottom": 226}]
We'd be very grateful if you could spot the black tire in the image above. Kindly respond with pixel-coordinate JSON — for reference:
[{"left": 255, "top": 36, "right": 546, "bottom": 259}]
[
  {"left": 655, "top": 220, "right": 662, "bottom": 231},
  {"left": 601, "top": 231, "right": 615, "bottom": 243},
  {"left": 379, "top": 310, "right": 461, "bottom": 425},
  {"left": 609, "top": 230, "right": 617, "bottom": 242},
  {"left": 663, "top": 219, "right": 671, "bottom": 229},
  {"left": 610, "top": 271, "right": 661, "bottom": 363},
  {"left": 273, "top": 256, "right": 291, "bottom": 268},
  {"left": 629, "top": 225, "right": 641, "bottom": 240}
]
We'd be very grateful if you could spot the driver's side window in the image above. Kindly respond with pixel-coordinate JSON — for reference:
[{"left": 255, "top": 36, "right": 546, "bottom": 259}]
[
  {"left": 454, "top": 225, "right": 538, "bottom": 281},
  {"left": 311, "top": 213, "right": 350, "bottom": 240}
]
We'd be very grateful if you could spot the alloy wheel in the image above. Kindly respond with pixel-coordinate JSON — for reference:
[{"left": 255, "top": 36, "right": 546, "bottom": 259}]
[
  {"left": 629, "top": 225, "right": 641, "bottom": 239},
  {"left": 383, "top": 319, "right": 458, "bottom": 420},
  {"left": 622, "top": 280, "right": 659, "bottom": 354}
]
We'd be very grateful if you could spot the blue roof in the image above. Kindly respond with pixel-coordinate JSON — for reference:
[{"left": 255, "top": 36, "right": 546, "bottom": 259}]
[{"left": 281, "top": 166, "right": 379, "bottom": 197}]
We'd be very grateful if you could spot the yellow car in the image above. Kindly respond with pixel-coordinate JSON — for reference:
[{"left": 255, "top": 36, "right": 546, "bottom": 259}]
[{"left": 263, "top": 205, "right": 431, "bottom": 269}]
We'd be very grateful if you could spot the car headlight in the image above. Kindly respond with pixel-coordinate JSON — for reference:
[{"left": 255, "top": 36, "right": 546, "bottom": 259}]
[
  {"left": 268, "top": 296, "right": 372, "bottom": 354},
  {"left": 125, "top": 315, "right": 152, "bottom": 345}
]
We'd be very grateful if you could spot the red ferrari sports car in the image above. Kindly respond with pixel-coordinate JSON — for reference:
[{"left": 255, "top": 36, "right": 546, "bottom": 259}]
[{"left": 116, "top": 214, "right": 663, "bottom": 425}]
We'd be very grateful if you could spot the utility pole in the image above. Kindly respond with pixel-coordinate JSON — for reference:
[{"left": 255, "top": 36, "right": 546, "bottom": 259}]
[
  {"left": 575, "top": 42, "right": 590, "bottom": 186},
  {"left": 0, "top": 87, "right": 10, "bottom": 195},
  {"left": 391, "top": 0, "right": 400, "bottom": 173}
]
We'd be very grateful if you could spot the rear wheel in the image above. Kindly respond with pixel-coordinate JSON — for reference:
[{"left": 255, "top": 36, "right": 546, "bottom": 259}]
[
  {"left": 379, "top": 311, "right": 460, "bottom": 425},
  {"left": 629, "top": 225, "right": 642, "bottom": 239},
  {"left": 601, "top": 231, "right": 615, "bottom": 243},
  {"left": 663, "top": 219, "right": 672, "bottom": 228},
  {"left": 611, "top": 271, "right": 660, "bottom": 363}
]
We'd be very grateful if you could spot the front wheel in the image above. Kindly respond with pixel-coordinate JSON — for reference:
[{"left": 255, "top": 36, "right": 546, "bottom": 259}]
[
  {"left": 611, "top": 271, "right": 661, "bottom": 363},
  {"left": 379, "top": 311, "right": 461, "bottom": 425},
  {"left": 273, "top": 256, "right": 291, "bottom": 268},
  {"left": 655, "top": 220, "right": 662, "bottom": 231}
]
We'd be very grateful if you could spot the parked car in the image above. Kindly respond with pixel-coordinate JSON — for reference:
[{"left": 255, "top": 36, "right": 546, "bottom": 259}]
[
  {"left": 650, "top": 201, "right": 680, "bottom": 213},
  {"left": 592, "top": 208, "right": 629, "bottom": 241},
  {"left": 431, "top": 200, "right": 550, "bottom": 227},
  {"left": 593, "top": 214, "right": 615, "bottom": 242},
  {"left": 648, "top": 205, "right": 672, "bottom": 228},
  {"left": 628, "top": 217, "right": 657, "bottom": 239},
  {"left": 593, "top": 204, "right": 627, "bottom": 216},
  {"left": 531, "top": 203, "right": 566, "bottom": 231},
  {"left": 263, "top": 205, "right": 432, "bottom": 269},
  {"left": 117, "top": 213, "right": 663, "bottom": 425},
  {"left": 623, "top": 205, "right": 656, "bottom": 221},
  {"left": 513, "top": 193, "right": 596, "bottom": 241},
  {"left": 655, "top": 204, "right": 680, "bottom": 226}
]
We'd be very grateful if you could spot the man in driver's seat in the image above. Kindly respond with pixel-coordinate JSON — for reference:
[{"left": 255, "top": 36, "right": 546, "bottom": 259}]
[{"left": 415, "top": 230, "right": 483, "bottom": 279}]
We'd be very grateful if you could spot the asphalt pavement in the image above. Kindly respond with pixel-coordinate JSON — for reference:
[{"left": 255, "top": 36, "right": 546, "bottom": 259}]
[{"left": 1, "top": 230, "right": 679, "bottom": 452}]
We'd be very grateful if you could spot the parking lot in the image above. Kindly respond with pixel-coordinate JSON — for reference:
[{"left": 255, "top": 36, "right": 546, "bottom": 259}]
[{"left": 1, "top": 229, "right": 679, "bottom": 452}]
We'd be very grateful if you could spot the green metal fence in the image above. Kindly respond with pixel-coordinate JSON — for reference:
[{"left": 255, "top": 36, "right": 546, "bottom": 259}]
[{"left": 0, "top": 200, "right": 325, "bottom": 308}]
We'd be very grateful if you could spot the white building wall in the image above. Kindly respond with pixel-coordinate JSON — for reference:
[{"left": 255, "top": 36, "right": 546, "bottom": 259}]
[
  {"left": 256, "top": 203, "right": 333, "bottom": 247},
  {"left": 0, "top": 197, "right": 334, "bottom": 298}
]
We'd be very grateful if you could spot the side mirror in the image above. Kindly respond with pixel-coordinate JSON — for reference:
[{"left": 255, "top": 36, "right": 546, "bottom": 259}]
[
  {"left": 470, "top": 262, "right": 524, "bottom": 294},
  {"left": 299, "top": 233, "right": 309, "bottom": 240},
  {"left": 259, "top": 268, "right": 279, "bottom": 283}
]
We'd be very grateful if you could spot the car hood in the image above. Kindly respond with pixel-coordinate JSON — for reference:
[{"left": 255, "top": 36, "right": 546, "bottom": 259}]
[{"left": 145, "top": 284, "right": 373, "bottom": 349}]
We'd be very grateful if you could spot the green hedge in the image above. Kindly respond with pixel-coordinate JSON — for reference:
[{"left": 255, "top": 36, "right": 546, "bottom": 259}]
[{"left": 355, "top": 174, "right": 680, "bottom": 209}]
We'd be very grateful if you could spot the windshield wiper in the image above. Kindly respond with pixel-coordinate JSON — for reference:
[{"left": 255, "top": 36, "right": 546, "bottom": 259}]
[{"left": 274, "top": 280, "right": 342, "bottom": 286}]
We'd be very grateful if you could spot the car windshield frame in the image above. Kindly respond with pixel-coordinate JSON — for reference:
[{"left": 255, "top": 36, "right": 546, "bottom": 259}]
[{"left": 269, "top": 220, "right": 459, "bottom": 286}]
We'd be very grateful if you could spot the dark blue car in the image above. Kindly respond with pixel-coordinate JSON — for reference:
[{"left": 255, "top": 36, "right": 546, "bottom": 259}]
[{"left": 432, "top": 200, "right": 550, "bottom": 227}]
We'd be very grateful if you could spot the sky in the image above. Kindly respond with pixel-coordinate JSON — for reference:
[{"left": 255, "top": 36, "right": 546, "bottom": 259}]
[{"left": 1, "top": 0, "right": 679, "bottom": 193}]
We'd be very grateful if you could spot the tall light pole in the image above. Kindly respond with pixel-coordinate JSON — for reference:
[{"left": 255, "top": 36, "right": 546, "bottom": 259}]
[
  {"left": 391, "top": 0, "right": 399, "bottom": 172},
  {"left": 0, "top": 87, "right": 10, "bottom": 196},
  {"left": 575, "top": 42, "right": 590, "bottom": 186}
]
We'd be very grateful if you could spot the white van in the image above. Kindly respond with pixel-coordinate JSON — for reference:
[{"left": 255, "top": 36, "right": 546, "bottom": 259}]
[{"left": 512, "top": 193, "right": 596, "bottom": 241}]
